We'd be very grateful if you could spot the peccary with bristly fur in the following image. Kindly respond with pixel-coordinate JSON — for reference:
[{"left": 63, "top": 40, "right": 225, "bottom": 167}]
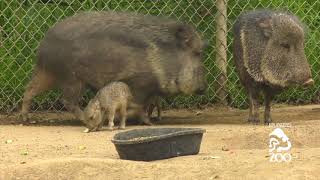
[
  {"left": 233, "top": 9, "right": 314, "bottom": 124},
  {"left": 20, "top": 11, "right": 208, "bottom": 123},
  {"left": 82, "top": 82, "right": 135, "bottom": 132}
]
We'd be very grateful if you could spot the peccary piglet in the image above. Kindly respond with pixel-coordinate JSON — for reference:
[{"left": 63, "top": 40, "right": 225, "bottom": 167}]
[
  {"left": 233, "top": 9, "right": 314, "bottom": 124},
  {"left": 83, "top": 82, "right": 133, "bottom": 132}
]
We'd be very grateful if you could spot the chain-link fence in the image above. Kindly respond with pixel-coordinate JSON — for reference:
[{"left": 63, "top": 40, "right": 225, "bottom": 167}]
[{"left": 0, "top": 0, "right": 319, "bottom": 113}]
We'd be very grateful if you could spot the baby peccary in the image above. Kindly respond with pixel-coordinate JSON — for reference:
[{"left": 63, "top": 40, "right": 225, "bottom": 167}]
[
  {"left": 233, "top": 10, "right": 314, "bottom": 124},
  {"left": 82, "top": 82, "right": 132, "bottom": 132}
]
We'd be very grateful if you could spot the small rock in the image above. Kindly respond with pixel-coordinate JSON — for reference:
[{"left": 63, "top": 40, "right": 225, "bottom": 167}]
[
  {"left": 5, "top": 139, "right": 13, "bottom": 144},
  {"left": 195, "top": 111, "right": 202, "bottom": 116},
  {"left": 83, "top": 128, "right": 90, "bottom": 133},
  {"left": 222, "top": 146, "right": 229, "bottom": 151},
  {"left": 79, "top": 145, "right": 86, "bottom": 150},
  {"left": 210, "top": 175, "right": 220, "bottom": 179},
  {"left": 21, "top": 151, "right": 28, "bottom": 155},
  {"left": 203, "top": 156, "right": 221, "bottom": 160},
  {"left": 20, "top": 161, "right": 26, "bottom": 164}
]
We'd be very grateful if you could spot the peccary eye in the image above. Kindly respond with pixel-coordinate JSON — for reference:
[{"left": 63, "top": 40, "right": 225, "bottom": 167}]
[
  {"left": 194, "top": 51, "right": 202, "bottom": 57},
  {"left": 280, "top": 43, "right": 290, "bottom": 49}
]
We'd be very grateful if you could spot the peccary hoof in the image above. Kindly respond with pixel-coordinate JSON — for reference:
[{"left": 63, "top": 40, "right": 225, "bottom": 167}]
[
  {"left": 248, "top": 116, "right": 259, "bottom": 124},
  {"left": 143, "top": 120, "right": 154, "bottom": 126},
  {"left": 107, "top": 126, "right": 114, "bottom": 131},
  {"left": 18, "top": 113, "right": 28, "bottom": 122},
  {"left": 18, "top": 113, "right": 38, "bottom": 125},
  {"left": 29, "top": 120, "right": 38, "bottom": 124},
  {"left": 264, "top": 118, "right": 272, "bottom": 125},
  {"left": 150, "top": 117, "right": 162, "bottom": 122},
  {"left": 83, "top": 128, "right": 90, "bottom": 133}
]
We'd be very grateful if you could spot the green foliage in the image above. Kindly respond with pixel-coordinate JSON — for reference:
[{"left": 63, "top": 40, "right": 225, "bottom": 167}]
[{"left": 0, "top": 0, "right": 319, "bottom": 112}]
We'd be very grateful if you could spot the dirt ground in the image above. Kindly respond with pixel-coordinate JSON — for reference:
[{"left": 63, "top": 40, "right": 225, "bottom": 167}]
[{"left": 0, "top": 104, "right": 320, "bottom": 180}]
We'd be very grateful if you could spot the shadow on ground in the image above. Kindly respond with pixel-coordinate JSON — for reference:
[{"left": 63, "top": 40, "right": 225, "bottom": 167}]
[{"left": 1, "top": 104, "right": 320, "bottom": 126}]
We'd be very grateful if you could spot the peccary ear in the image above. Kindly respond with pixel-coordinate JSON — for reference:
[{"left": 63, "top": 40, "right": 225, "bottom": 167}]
[
  {"left": 174, "top": 24, "right": 193, "bottom": 48},
  {"left": 257, "top": 17, "right": 273, "bottom": 38}
]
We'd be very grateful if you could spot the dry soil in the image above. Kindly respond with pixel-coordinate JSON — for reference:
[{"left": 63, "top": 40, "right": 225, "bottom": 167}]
[{"left": 0, "top": 104, "right": 319, "bottom": 180}]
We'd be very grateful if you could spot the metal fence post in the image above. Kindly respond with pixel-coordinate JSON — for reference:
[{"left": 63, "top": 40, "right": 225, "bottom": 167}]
[{"left": 215, "top": 0, "right": 228, "bottom": 105}]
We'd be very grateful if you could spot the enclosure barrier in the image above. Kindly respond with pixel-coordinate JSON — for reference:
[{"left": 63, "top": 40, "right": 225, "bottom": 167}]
[{"left": 0, "top": 0, "right": 319, "bottom": 113}]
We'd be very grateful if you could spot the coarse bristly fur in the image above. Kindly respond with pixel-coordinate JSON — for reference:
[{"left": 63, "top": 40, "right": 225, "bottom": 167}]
[
  {"left": 82, "top": 82, "right": 134, "bottom": 132},
  {"left": 20, "top": 11, "right": 208, "bottom": 124},
  {"left": 233, "top": 9, "right": 314, "bottom": 124}
]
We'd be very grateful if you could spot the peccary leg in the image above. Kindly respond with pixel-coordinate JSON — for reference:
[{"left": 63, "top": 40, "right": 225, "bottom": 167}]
[
  {"left": 20, "top": 68, "right": 55, "bottom": 122},
  {"left": 97, "top": 110, "right": 106, "bottom": 131},
  {"left": 156, "top": 99, "right": 162, "bottom": 121},
  {"left": 61, "top": 81, "right": 85, "bottom": 121},
  {"left": 264, "top": 91, "right": 274, "bottom": 124},
  {"left": 141, "top": 113, "right": 153, "bottom": 125},
  {"left": 131, "top": 102, "right": 153, "bottom": 125},
  {"left": 139, "top": 107, "right": 153, "bottom": 125},
  {"left": 248, "top": 90, "right": 260, "bottom": 124},
  {"left": 147, "top": 104, "right": 155, "bottom": 118},
  {"left": 106, "top": 109, "right": 115, "bottom": 131},
  {"left": 147, "top": 98, "right": 161, "bottom": 122},
  {"left": 119, "top": 104, "right": 127, "bottom": 130},
  {"left": 149, "top": 102, "right": 162, "bottom": 121}
]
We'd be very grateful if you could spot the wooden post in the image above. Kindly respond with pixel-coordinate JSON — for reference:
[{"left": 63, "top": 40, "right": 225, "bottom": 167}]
[{"left": 215, "top": 0, "right": 228, "bottom": 105}]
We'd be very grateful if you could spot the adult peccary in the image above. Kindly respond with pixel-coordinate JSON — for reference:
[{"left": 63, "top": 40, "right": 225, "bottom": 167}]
[
  {"left": 20, "top": 11, "right": 207, "bottom": 123},
  {"left": 82, "top": 82, "right": 133, "bottom": 132},
  {"left": 233, "top": 9, "right": 314, "bottom": 124}
]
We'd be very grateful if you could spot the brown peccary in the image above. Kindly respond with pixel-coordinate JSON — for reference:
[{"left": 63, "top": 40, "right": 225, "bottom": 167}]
[
  {"left": 145, "top": 96, "right": 162, "bottom": 121},
  {"left": 82, "top": 82, "right": 134, "bottom": 132},
  {"left": 20, "top": 11, "right": 207, "bottom": 123},
  {"left": 233, "top": 9, "right": 314, "bottom": 124}
]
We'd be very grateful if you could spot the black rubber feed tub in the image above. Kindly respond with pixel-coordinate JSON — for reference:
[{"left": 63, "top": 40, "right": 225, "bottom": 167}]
[{"left": 111, "top": 128, "right": 206, "bottom": 161}]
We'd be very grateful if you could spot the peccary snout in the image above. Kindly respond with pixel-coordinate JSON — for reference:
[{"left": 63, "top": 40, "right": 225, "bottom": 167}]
[
  {"left": 302, "top": 78, "right": 314, "bottom": 87},
  {"left": 286, "top": 71, "right": 313, "bottom": 87},
  {"left": 194, "top": 65, "right": 208, "bottom": 94}
]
